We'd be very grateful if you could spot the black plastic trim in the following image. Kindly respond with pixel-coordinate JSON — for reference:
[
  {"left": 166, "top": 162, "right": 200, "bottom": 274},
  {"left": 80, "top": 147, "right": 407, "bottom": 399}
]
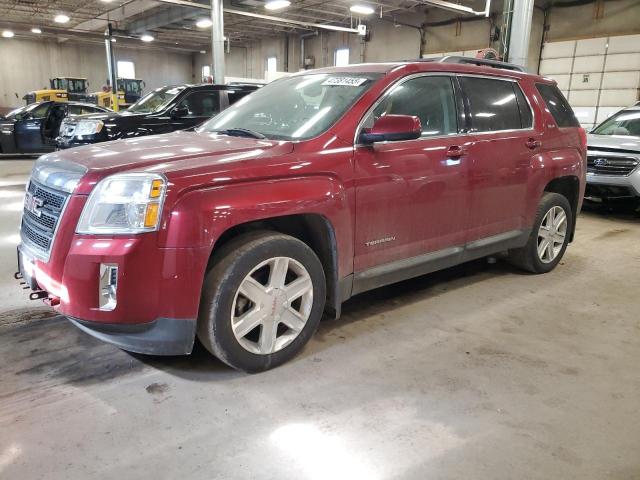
[{"left": 67, "top": 316, "right": 197, "bottom": 356}]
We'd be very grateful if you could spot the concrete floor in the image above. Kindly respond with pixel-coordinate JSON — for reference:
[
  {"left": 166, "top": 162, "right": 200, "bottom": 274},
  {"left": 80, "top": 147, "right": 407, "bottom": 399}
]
[{"left": 1, "top": 158, "right": 639, "bottom": 480}]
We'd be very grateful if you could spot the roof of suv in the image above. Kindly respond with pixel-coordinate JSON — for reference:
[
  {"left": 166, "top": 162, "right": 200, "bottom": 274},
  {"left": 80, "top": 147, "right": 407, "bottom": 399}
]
[{"left": 307, "top": 57, "right": 550, "bottom": 83}]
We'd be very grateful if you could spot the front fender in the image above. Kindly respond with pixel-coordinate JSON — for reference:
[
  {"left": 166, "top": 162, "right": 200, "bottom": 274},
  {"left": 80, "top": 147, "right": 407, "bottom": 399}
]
[{"left": 159, "top": 175, "right": 353, "bottom": 274}]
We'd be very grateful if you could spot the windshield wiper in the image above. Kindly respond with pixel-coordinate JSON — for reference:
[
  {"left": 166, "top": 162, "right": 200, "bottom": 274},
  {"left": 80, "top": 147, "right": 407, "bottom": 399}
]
[{"left": 212, "top": 128, "right": 266, "bottom": 139}]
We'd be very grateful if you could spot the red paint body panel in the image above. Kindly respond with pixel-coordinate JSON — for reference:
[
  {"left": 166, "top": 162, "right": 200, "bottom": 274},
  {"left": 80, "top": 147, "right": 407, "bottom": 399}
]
[{"left": 24, "top": 61, "right": 585, "bottom": 330}]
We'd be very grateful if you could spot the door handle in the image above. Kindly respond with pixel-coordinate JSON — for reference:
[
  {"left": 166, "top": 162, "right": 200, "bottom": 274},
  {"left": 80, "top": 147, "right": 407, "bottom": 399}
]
[
  {"left": 446, "top": 145, "right": 466, "bottom": 158},
  {"left": 526, "top": 137, "right": 541, "bottom": 149}
]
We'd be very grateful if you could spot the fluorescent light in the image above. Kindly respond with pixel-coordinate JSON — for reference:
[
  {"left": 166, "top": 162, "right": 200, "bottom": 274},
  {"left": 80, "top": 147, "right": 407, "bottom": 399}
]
[
  {"left": 350, "top": 4, "right": 375, "bottom": 15},
  {"left": 54, "top": 14, "right": 70, "bottom": 23},
  {"left": 140, "top": 34, "right": 154, "bottom": 42},
  {"left": 265, "top": 0, "right": 291, "bottom": 11},
  {"left": 196, "top": 18, "right": 212, "bottom": 28},
  {"left": 31, "top": 28, "right": 42, "bottom": 34},
  {"left": 2, "top": 30, "right": 14, "bottom": 38}
]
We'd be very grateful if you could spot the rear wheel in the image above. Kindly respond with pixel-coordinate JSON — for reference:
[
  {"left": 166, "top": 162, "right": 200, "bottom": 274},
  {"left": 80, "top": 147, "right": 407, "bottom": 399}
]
[
  {"left": 508, "top": 192, "right": 572, "bottom": 273},
  {"left": 197, "top": 232, "right": 326, "bottom": 372}
]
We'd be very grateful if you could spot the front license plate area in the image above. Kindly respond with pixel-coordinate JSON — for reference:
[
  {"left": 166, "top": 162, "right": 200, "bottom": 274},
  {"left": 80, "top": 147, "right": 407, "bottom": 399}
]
[{"left": 17, "top": 247, "right": 38, "bottom": 290}]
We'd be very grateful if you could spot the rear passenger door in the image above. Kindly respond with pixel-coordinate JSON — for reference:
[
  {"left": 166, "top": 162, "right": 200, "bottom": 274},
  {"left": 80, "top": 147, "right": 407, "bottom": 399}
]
[{"left": 459, "top": 76, "right": 539, "bottom": 241}]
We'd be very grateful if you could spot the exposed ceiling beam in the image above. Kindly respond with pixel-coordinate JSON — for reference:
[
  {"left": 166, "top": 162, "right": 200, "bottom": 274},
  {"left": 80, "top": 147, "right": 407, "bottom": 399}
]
[
  {"left": 127, "top": 5, "right": 202, "bottom": 33},
  {"left": 420, "top": 0, "right": 492, "bottom": 17},
  {"left": 156, "top": 0, "right": 360, "bottom": 33}
]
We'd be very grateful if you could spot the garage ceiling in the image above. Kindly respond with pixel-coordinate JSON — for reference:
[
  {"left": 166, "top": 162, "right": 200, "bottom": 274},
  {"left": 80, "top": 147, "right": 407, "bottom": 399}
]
[{"left": 0, "top": 0, "right": 516, "bottom": 51}]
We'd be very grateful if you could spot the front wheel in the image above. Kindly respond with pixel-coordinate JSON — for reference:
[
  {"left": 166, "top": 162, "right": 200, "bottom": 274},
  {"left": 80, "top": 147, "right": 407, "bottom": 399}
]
[
  {"left": 508, "top": 192, "right": 573, "bottom": 273},
  {"left": 197, "top": 232, "right": 326, "bottom": 372}
]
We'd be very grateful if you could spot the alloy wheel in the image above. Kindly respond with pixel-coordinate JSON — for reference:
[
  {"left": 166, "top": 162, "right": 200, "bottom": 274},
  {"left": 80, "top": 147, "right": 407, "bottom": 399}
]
[
  {"left": 231, "top": 256, "right": 314, "bottom": 355},
  {"left": 537, "top": 206, "right": 567, "bottom": 263}
]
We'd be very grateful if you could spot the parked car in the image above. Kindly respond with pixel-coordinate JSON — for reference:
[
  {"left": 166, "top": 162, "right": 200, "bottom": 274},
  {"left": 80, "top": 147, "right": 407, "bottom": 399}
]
[
  {"left": 585, "top": 104, "right": 640, "bottom": 203},
  {"left": 56, "top": 83, "right": 260, "bottom": 149},
  {"left": 16, "top": 57, "right": 586, "bottom": 372},
  {"left": 0, "top": 101, "right": 109, "bottom": 154}
]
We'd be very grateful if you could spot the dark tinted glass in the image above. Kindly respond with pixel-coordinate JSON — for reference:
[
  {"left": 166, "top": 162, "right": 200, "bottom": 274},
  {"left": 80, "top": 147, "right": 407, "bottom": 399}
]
[
  {"left": 535, "top": 83, "right": 579, "bottom": 127},
  {"left": 177, "top": 91, "right": 221, "bottom": 117},
  {"left": 514, "top": 84, "right": 533, "bottom": 128},
  {"left": 228, "top": 90, "right": 252, "bottom": 105},
  {"left": 460, "top": 77, "right": 522, "bottom": 132},
  {"left": 367, "top": 76, "right": 458, "bottom": 136}
]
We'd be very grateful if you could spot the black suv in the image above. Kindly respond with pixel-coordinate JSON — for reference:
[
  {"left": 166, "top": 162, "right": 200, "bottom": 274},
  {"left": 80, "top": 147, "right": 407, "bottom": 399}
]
[{"left": 56, "top": 83, "right": 260, "bottom": 149}]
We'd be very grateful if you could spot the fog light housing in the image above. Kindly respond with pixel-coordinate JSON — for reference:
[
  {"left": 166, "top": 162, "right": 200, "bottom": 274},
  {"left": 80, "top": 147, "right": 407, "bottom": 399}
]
[{"left": 99, "top": 263, "right": 118, "bottom": 310}]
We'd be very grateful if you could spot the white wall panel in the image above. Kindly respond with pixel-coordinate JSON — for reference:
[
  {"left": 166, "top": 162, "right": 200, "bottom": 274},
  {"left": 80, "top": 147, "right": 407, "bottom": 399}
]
[
  {"left": 572, "top": 55, "right": 605, "bottom": 73},
  {"left": 570, "top": 72, "right": 602, "bottom": 90},
  {"left": 572, "top": 107, "right": 597, "bottom": 124},
  {"left": 605, "top": 53, "right": 640, "bottom": 72},
  {"left": 541, "top": 40, "right": 575, "bottom": 59},
  {"left": 607, "top": 34, "right": 640, "bottom": 54},
  {"left": 575, "top": 37, "right": 607, "bottom": 56},
  {"left": 602, "top": 71, "right": 640, "bottom": 89},
  {"left": 540, "top": 58, "right": 573, "bottom": 75},
  {"left": 598, "top": 89, "right": 639, "bottom": 107},
  {"left": 569, "top": 89, "right": 600, "bottom": 106}
]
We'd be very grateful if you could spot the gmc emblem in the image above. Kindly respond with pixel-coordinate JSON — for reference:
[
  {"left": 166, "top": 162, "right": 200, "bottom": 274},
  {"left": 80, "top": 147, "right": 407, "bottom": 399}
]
[{"left": 24, "top": 192, "right": 44, "bottom": 218}]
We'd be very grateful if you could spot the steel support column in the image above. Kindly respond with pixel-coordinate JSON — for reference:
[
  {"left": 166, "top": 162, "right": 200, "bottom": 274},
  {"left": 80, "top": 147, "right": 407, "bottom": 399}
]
[
  {"left": 508, "top": 0, "right": 534, "bottom": 69},
  {"left": 210, "top": 0, "right": 225, "bottom": 84}
]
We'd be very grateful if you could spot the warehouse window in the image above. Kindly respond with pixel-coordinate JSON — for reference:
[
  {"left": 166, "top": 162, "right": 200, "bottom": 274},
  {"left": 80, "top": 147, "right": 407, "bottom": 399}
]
[
  {"left": 117, "top": 61, "right": 135, "bottom": 79},
  {"left": 335, "top": 48, "right": 350, "bottom": 67},
  {"left": 202, "top": 65, "right": 211, "bottom": 78},
  {"left": 266, "top": 56, "right": 277, "bottom": 74}
]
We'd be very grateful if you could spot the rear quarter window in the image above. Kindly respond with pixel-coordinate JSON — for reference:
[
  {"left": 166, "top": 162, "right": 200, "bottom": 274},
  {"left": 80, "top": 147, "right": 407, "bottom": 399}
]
[{"left": 535, "top": 83, "right": 580, "bottom": 128}]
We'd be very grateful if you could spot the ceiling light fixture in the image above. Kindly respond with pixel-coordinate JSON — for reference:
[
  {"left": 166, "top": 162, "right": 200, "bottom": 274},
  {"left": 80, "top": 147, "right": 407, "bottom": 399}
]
[
  {"left": 349, "top": 4, "right": 375, "bottom": 15},
  {"left": 54, "top": 14, "right": 70, "bottom": 23},
  {"left": 140, "top": 34, "right": 154, "bottom": 42},
  {"left": 2, "top": 30, "right": 14, "bottom": 38},
  {"left": 31, "top": 27, "right": 42, "bottom": 34},
  {"left": 196, "top": 18, "right": 213, "bottom": 28},
  {"left": 265, "top": 0, "right": 291, "bottom": 11}
]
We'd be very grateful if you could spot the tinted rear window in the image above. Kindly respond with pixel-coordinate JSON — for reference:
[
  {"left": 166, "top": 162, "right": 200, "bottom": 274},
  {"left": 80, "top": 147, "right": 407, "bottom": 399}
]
[
  {"left": 460, "top": 77, "right": 523, "bottom": 132},
  {"left": 535, "top": 83, "right": 579, "bottom": 127}
]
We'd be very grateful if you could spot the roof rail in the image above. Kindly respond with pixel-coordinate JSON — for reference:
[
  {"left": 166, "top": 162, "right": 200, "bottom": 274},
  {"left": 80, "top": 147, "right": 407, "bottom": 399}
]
[{"left": 438, "top": 56, "right": 526, "bottom": 72}]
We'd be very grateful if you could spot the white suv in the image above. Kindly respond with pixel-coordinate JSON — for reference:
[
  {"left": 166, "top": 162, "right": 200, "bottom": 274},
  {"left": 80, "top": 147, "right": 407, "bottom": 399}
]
[{"left": 587, "top": 105, "right": 640, "bottom": 203}]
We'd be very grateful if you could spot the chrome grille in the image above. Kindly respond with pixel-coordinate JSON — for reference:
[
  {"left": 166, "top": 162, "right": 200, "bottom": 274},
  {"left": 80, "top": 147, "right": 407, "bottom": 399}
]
[
  {"left": 587, "top": 155, "right": 639, "bottom": 176},
  {"left": 20, "top": 179, "right": 69, "bottom": 259}
]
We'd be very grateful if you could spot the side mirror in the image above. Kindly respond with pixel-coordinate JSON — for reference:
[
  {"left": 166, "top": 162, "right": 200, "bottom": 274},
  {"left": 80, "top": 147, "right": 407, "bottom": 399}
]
[
  {"left": 171, "top": 106, "right": 189, "bottom": 118},
  {"left": 360, "top": 114, "right": 422, "bottom": 145}
]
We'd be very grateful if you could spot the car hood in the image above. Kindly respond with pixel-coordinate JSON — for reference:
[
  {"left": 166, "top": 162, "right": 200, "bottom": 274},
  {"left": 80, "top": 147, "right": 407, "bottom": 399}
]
[
  {"left": 588, "top": 134, "right": 640, "bottom": 152},
  {"left": 32, "top": 131, "right": 294, "bottom": 195}
]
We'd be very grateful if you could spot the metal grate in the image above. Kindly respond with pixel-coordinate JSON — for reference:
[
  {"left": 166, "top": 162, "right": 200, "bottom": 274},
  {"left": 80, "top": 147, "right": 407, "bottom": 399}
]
[
  {"left": 587, "top": 155, "right": 639, "bottom": 176},
  {"left": 21, "top": 180, "right": 69, "bottom": 258}
]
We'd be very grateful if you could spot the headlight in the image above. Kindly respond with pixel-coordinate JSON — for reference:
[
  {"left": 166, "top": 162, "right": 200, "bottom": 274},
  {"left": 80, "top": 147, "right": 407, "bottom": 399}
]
[
  {"left": 76, "top": 173, "right": 167, "bottom": 234},
  {"left": 75, "top": 119, "right": 104, "bottom": 136}
]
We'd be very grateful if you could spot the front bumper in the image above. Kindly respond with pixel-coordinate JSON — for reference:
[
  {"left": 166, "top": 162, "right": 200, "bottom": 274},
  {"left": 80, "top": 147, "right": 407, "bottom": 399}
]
[
  {"left": 586, "top": 171, "right": 640, "bottom": 199},
  {"left": 16, "top": 229, "right": 210, "bottom": 355}
]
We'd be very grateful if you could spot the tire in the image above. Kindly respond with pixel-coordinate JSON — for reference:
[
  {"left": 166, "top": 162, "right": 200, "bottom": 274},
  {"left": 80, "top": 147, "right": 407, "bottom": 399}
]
[
  {"left": 508, "top": 192, "right": 573, "bottom": 274},
  {"left": 197, "top": 231, "right": 326, "bottom": 372}
]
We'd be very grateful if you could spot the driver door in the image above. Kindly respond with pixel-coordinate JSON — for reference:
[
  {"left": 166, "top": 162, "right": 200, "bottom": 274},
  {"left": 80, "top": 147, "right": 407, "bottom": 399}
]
[
  {"left": 353, "top": 74, "right": 473, "bottom": 275},
  {"left": 14, "top": 103, "right": 51, "bottom": 153}
]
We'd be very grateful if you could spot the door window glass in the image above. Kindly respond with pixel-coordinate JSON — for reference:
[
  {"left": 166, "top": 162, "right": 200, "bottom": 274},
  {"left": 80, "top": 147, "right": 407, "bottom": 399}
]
[
  {"left": 68, "top": 105, "right": 83, "bottom": 116},
  {"left": 513, "top": 84, "right": 533, "bottom": 128},
  {"left": 365, "top": 76, "right": 458, "bottom": 137},
  {"left": 29, "top": 103, "right": 50, "bottom": 119},
  {"left": 176, "top": 91, "right": 221, "bottom": 117},
  {"left": 227, "top": 90, "right": 251, "bottom": 105},
  {"left": 460, "top": 77, "right": 523, "bottom": 132}
]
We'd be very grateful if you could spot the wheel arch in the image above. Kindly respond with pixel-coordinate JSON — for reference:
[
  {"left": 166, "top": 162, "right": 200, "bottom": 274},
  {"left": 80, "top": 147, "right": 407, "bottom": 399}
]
[
  {"left": 544, "top": 175, "right": 580, "bottom": 241},
  {"left": 209, "top": 213, "right": 343, "bottom": 320}
]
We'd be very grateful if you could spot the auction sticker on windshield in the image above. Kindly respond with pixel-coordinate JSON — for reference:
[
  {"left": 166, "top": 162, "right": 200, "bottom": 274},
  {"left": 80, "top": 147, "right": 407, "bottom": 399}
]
[{"left": 321, "top": 77, "right": 368, "bottom": 87}]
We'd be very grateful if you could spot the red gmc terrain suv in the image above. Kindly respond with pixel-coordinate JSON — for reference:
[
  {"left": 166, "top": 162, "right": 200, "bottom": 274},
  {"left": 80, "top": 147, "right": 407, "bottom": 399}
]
[{"left": 17, "top": 57, "right": 586, "bottom": 372}]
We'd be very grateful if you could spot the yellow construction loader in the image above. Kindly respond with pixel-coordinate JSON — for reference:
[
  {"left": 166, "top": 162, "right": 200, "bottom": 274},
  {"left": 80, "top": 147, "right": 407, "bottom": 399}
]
[{"left": 23, "top": 77, "right": 90, "bottom": 104}]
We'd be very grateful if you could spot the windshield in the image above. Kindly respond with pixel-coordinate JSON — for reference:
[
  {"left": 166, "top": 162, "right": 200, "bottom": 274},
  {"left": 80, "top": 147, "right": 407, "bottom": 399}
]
[
  {"left": 592, "top": 110, "right": 640, "bottom": 137},
  {"left": 198, "top": 73, "right": 380, "bottom": 140},
  {"left": 126, "top": 86, "right": 185, "bottom": 114}
]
